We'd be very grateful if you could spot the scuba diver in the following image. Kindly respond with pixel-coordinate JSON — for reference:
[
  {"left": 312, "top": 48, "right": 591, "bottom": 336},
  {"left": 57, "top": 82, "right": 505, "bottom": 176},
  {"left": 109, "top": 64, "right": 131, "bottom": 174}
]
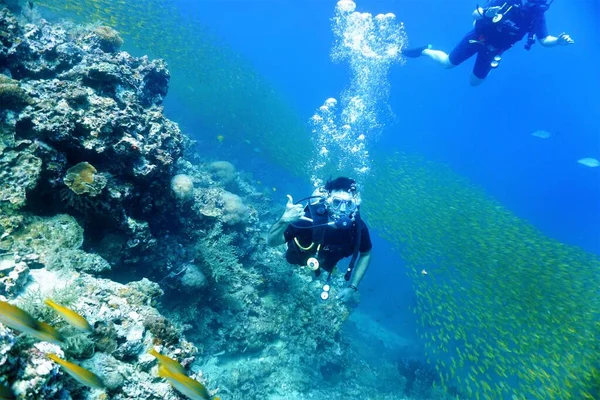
[
  {"left": 266, "top": 177, "right": 372, "bottom": 302},
  {"left": 401, "top": 0, "right": 575, "bottom": 86}
]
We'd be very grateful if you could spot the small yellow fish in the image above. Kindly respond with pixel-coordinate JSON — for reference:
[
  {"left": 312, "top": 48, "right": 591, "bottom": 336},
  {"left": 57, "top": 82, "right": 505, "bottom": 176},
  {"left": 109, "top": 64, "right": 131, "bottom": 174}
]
[
  {"left": 44, "top": 299, "right": 93, "bottom": 333},
  {"left": 0, "top": 300, "right": 64, "bottom": 345},
  {"left": 158, "top": 365, "right": 210, "bottom": 400},
  {"left": 272, "top": 187, "right": 276, "bottom": 192},
  {"left": 148, "top": 348, "right": 186, "bottom": 374},
  {"left": 0, "top": 300, "right": 39, "bottom": 335},
  {"left": 47, "top": 354, "right": 104, "bottom": 389},
  {"left": 216, "top": 135, "right": 224, "bottom": 143}
]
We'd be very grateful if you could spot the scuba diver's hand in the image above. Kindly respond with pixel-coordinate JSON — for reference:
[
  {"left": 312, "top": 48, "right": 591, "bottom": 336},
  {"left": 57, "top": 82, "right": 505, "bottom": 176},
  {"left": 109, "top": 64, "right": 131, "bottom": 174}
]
[
  {"left": 280, "top": 194, "right": 305, "bottom": 223},
  {"left": 557, "top": 33, "right": 574, "bottom": 45},
  {"left": 336, "top": 287, "right": 356, "bottom": 303}
]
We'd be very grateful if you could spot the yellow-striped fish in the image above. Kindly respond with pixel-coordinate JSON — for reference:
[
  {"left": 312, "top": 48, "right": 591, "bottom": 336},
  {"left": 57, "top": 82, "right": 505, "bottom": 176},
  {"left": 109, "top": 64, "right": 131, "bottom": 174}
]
[
  {"left": 0, "top": 301, "right": 64, "bottom": 345},
  {"left": 47, "top": 354, "right": 104, "bottom": 389},
  {"left": 148, "top": 348, "right": 186, "bottom": 374},
  {"left": 44, "top": 299, "right": 93, "bottom": 333},
  {"left": 0, "top": 300, "right": 40, "bottom": 335},
  {"left": 158, "top": 365, "right": 210, "bottom": 400}
]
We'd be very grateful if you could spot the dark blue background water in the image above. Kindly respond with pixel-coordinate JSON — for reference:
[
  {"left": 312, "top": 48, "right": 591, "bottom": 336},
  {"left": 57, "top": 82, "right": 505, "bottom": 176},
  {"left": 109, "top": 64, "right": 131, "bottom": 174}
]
[{"left": 163, "top": 0, "right": 599, "bottom": 337}]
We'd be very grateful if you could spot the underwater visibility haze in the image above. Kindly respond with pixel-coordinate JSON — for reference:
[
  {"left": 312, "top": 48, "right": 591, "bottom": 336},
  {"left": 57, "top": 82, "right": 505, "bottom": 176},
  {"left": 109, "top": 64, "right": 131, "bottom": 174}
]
[{"left": 0, "top": 0, "right": 599, "bottom": 399}]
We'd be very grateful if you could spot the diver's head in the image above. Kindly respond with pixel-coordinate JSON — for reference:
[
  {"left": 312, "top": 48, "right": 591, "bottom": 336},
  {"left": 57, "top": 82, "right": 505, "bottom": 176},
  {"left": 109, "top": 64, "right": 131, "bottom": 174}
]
[{"left": 324, "top": 177, "right": 361, "bottom": 227}]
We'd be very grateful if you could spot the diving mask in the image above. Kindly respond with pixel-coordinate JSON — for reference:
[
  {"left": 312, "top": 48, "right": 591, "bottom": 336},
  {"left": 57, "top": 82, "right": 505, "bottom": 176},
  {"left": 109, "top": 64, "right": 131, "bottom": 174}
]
[
  {"left": 327, "top": 193, "right": 359, "bottom": 213},
  {"left": 330, "top": 197, "right": 358, "bottom": 212}
]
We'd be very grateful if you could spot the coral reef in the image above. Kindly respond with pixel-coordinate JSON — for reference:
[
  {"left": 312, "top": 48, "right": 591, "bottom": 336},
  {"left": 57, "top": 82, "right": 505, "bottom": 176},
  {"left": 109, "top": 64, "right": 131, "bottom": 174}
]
[
  {"left": 220, "top": 192, "right": 249, "bottom": 226},
  {"left": 1, "top": 4, "right": 183, "bottom": 273},
  {"left": 0, "top": 74, "right": 33, "bottom": 110},
  {"left": 63, "top": 162, "right": 107, "bottom": 196},
  {"left": 0, "top": 149, "right": 42, "bottom": 211},
  {"left": 208, "top": 160, "right": 236, "bottom": 186},
  {"left": 92, "top": 26, "right": 124, "bottom": 53},
  {"left": 1, "top": 267, "right": 205, "bottom": 399},
  {"left": 170, "top": 173, "right": 194, "bottom": 201},
  {"left": 0, "top": 4, "right": 440, "bottom": 400}
]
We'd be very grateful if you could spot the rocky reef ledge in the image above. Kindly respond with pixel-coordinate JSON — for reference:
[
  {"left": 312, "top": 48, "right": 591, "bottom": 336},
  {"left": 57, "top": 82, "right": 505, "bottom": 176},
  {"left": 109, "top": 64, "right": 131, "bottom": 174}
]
[{"left": 0, "top": 3, "right": 418, "bottom": 399}]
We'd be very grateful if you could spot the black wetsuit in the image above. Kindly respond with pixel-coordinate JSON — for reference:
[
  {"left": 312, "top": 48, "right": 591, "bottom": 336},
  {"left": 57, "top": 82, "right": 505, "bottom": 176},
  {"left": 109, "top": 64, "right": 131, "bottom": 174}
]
[
  {"left": 449, "top": 0, "right": 549, "bottom": 78},
  {"left": 284, "top": 218, "right": 372, "bottom": 273}
]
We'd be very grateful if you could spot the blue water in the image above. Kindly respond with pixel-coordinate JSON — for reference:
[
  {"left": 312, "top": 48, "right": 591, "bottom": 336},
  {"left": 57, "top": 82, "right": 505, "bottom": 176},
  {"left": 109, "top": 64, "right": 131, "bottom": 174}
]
[
  {"left": 163, "top": 0, "right": 599, "bottom": 346},
  {"left": 165, "top": 0, "right": 599, "bottom": 252}
]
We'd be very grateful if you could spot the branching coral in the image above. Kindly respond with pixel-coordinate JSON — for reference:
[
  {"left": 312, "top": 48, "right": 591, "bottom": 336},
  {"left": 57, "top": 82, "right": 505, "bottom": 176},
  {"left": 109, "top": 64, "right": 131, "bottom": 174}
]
[
  {"left": 16, "top": 284, "right": 80, "bottom": 323},
  {"left": 194, "top": 223, "right": 242, "bottom": 283}
]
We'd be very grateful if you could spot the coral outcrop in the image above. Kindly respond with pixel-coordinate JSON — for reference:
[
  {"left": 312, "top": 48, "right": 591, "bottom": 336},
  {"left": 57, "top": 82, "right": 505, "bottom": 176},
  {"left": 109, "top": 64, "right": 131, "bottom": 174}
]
[
  {"left": 1, "top": 5, "right": 182, "bottom": 271},
  {"left": 2, "top": 267, "right": 205, "bottom": 399},
  {"left": 0, "top": 3, "right": 423, "bottom": 400}
]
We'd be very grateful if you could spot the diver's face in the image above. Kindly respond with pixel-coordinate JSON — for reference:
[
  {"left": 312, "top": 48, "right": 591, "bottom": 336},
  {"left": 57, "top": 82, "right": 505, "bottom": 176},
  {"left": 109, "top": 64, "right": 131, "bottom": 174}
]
[{"left": 327, "top": 190, "right": 358, "bottom": 214}]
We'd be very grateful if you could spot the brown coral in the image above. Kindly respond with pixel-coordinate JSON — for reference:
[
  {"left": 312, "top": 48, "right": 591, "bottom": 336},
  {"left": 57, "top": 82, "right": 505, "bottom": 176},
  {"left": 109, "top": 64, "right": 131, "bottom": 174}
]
[
  {"left": 93, "top": 26, "right": 124, "bottom": 53},
  {"left": 63, "top": 162, "right": 107, "bottom": 196}
]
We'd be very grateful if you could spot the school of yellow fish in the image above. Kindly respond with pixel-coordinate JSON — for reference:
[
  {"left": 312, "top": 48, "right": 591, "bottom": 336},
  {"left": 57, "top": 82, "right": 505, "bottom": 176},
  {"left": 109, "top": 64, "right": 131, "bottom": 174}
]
[{"left": 365, "top": 153, "right": 599, "bottom": 399}]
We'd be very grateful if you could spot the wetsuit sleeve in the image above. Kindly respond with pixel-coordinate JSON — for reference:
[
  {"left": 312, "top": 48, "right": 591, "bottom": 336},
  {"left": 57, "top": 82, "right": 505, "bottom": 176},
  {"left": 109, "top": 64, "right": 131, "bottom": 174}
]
[
  {"left": 359, "top": 222, "right": 373, "bottom": 252},
  {"left": 532, "top": 14, "right": 549, "bottom": 38}
]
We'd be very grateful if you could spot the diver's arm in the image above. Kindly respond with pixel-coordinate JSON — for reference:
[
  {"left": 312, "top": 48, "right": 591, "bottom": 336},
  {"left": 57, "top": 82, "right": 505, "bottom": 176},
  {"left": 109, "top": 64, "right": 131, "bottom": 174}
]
[
  {"left": 266, "top": 218, "right": 290, "bottom": 247},
  {"left": 539, "top": 33, "right": 574, "bottom": 47},
  {"left": 266, "top": 194, "right": 305, "bottom": 247},
  {"left": 349, "top": 250, "right": 372, "bottom": 289}
]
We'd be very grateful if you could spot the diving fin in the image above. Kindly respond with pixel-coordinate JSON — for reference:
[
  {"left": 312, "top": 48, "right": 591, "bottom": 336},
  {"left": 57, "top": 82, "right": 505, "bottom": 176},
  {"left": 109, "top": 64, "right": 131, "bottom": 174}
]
[{"left": 401, "top": 44, "right": 432, "bottom": 58}]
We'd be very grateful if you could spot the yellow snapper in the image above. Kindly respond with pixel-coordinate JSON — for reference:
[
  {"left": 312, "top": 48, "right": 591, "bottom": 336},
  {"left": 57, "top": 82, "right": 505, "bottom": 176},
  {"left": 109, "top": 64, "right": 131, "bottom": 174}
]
[
  {"left": 0, "top": 301, "right": 40, "bottom": 334},
  {"left": 148, "top": 348, "right": 186, "bottom": 374},
  {"left": 0, "top": 300, "right": 64, "bottom": 345},
  {"left": 44, "top": 299, "right": 93, "bottom": 333},
  {"left": 47, "top": 354, "right": 104, "bottom": 389},
  {"left": 158, "top": 365, "right": 211, "bottom": 400}
]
